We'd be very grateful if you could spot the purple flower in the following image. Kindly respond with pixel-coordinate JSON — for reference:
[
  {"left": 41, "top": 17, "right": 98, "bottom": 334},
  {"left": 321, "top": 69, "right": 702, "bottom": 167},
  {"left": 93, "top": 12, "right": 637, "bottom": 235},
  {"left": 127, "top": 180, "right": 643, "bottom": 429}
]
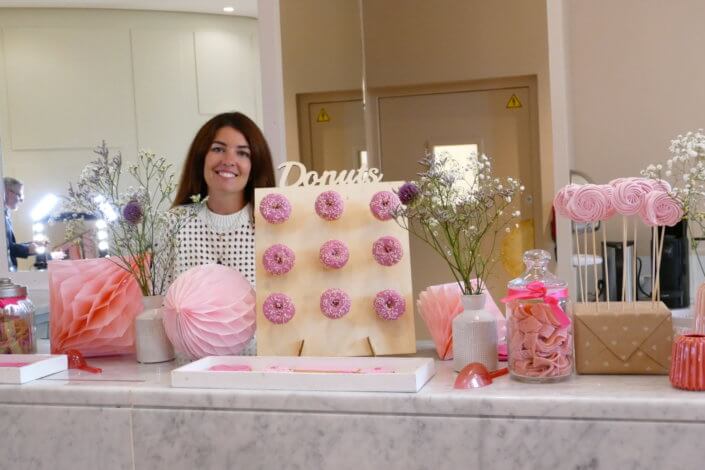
[
  {"left": 398, "top": 182, "right": 420, "bottom": 205},
  {"left": 122, "top": 200, "right": 143, "bottom": 224}
]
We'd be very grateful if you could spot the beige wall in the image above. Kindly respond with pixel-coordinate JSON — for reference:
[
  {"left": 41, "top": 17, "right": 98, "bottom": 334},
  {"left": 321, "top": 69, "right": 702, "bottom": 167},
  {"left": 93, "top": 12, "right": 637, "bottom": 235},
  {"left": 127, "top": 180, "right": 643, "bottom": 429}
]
[
  {"left": 280, "top": 0, "right": 363, "bottom": 163},
  {"left": 566, "top": 0, "right": 705, "bottom": 249},
  {"left": 0, "top": 8, "right": 260, "bottom": 268}
]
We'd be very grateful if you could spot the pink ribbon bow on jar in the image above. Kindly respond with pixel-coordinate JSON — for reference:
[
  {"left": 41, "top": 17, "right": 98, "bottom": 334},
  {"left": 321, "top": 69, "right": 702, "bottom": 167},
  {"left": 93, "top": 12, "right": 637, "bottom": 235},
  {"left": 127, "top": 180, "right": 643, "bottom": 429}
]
[{"left": 501, "top": 281, "right": 571, "bottom": 328}]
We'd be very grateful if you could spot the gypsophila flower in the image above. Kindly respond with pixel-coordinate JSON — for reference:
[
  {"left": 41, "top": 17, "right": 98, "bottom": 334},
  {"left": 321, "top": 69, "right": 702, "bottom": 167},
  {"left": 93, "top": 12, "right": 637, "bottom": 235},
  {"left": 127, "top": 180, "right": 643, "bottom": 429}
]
[
  {"left": 61, "top": 141, "right": 202, "bottom": 296},
  {"left": 393, "top": 150, "right": 522, "bottom": 295}
]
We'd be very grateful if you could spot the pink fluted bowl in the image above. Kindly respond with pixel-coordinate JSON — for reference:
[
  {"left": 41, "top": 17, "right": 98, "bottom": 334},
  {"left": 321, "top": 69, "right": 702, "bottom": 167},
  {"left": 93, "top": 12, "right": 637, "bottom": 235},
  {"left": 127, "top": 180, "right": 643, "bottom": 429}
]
[
  {"left": 49, "top": 258, "right": 142, "bottom": 357},
  {"left": 670, "top": 334, "right": 705, "bottom": 391},
  {"left": 162, "top": 264, "right": 256, "bottom": 360}
]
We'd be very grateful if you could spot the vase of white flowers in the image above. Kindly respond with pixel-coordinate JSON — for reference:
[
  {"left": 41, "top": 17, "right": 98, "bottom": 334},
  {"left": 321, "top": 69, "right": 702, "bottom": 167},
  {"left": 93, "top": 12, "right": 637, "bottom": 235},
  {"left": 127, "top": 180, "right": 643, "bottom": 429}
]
[
  {"left": 394, "top": 151, "right": 523, "bottom": 368},
  {"left": 642, "top": 130, "right": 705, "bottom": 334}
]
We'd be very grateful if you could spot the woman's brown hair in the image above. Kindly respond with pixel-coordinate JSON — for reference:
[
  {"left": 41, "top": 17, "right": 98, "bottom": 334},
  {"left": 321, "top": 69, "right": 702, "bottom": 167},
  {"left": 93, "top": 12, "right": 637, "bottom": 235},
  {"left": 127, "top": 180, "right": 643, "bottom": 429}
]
[{"left": 172, "top": 112, "right": 275, "bottom": 207}]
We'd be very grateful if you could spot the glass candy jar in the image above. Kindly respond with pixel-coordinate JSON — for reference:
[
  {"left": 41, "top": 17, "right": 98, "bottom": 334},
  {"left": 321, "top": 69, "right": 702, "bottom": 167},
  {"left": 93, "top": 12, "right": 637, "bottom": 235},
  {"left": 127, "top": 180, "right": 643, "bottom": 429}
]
[
  {"left": 504, "top": 250, "right": 573, "bottom": 382},
  {"left": 0, "top": 278, "right": 36, "bottom": 354}
]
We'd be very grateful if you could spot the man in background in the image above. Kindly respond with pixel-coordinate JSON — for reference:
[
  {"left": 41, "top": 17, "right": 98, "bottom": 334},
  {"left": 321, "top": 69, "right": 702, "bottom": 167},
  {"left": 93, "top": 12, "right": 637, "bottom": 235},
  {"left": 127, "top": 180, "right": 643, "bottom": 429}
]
[{"left": 3, "top": 177, "right": 40, "bottom": 271}]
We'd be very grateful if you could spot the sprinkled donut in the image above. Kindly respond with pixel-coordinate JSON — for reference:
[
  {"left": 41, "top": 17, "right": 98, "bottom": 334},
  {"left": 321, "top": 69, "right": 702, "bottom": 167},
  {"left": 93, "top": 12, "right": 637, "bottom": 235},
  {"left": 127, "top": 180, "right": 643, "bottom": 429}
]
[
  {"left": 262, "top": 244, "right": 295, "bottom": 275},
  {"left": 259, "top": 193, "right": 292, "bottom": 224},
  {"left": 263, "top": 293, "right": 295, "bottom": 324},
  {"left": 369, "top": 191, "right": 400, "bottom": 221},
  {"left": 373, "top": 289, "right": 406, "bottom": 320},
  {"left": 315, "top": 190, "right": 344, "bottom": 221},
  {"left": 372, "top": 236, "right": 403, "bottom": 266},
  {"left": 319, "top": 288, "right": 352, "bottom": 319},
  {"left": 319, "top": 240, "right": 350, "bottom": 269}
]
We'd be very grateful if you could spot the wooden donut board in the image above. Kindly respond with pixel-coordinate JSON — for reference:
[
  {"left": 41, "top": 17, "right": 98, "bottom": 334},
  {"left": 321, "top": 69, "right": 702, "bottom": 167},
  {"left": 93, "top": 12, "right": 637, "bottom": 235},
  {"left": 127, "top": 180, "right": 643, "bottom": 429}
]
[{"left": 254, "top": 181, "right": 415, "bottom": 356}]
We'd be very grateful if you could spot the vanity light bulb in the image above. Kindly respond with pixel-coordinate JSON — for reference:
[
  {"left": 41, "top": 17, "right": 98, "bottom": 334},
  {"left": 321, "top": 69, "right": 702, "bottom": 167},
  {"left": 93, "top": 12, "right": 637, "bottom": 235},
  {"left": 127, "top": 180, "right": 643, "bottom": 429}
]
[
  {"left": 33, "top": 233, "right": 47, "bottom": 243},
  {"left": 98, "top": 241, "right": 109, "bottom": 251},
  {"left": 223, "top": 6, "right": 235, "bottom": 12},
  {"left": 32, "top": 223, "right": 44, "bottom": 233},
  {"left": 50, "top": 251, "right": 66, "bottom": 260},
  {"left": 95, "top": 219, "right": 107, "bottom": 229},
  {"left": 35, "top": 245, "right": 46, "bottom": 255},
  {"left": 97, "top": 230, "right": 108, "bottom": 240}
]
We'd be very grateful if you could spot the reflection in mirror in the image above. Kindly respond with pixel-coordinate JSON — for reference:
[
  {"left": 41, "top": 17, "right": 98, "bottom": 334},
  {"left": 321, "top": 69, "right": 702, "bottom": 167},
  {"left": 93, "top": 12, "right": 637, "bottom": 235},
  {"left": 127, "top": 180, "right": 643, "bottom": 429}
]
[
  {"left": 0, "top": 7, "right": 262, "bottom": 271},
  {"left": 280, "top": 0, "right": 365, "bottom": 180}
]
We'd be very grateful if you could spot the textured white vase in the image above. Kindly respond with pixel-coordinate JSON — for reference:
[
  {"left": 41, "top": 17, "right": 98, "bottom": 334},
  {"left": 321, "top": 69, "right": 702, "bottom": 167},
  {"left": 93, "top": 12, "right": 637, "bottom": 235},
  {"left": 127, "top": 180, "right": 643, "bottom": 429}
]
[
  {"left": 452, "top": 294, "right": 498, "bottom": 372},
  {"left": 135, "top": 295, "right": 175, "bottom": 364}
]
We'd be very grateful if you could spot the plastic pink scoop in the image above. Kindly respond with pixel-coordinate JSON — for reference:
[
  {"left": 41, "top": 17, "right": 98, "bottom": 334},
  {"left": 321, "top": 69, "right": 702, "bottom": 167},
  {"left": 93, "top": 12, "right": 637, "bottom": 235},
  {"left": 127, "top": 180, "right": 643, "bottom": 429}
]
[{"left": 454, "top": 362, "right": 508, "bottom": 389}]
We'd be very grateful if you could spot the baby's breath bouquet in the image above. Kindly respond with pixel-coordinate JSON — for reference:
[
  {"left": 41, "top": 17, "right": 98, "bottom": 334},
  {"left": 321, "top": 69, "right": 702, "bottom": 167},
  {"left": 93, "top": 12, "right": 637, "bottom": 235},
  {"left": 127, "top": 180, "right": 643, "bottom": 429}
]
[
  {"left": 642, "top": 129, "right": 705, "bottom": 273},
  {"left": 64, "top": 142, "right": 200, "bottom": 296},
  {"left": 394, "top": 151, "right": 524, "bottom": 295}
]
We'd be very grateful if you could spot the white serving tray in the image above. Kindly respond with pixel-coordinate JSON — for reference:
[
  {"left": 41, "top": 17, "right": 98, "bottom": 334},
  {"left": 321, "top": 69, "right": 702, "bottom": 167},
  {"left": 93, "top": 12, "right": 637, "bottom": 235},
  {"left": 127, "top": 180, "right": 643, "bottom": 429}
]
[
  {"left": 171, "top": 356, "right": 436, "bottom": 393},
  {"left": 0, "top": 354, "right": 68, "bottom": 384}
]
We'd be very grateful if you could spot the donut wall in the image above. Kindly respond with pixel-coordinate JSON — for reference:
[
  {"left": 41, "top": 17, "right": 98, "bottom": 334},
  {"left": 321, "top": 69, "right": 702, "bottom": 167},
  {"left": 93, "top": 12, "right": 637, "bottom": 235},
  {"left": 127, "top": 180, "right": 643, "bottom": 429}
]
[{"left": 254, "top": 182, "right": 415, "bottom": 356}]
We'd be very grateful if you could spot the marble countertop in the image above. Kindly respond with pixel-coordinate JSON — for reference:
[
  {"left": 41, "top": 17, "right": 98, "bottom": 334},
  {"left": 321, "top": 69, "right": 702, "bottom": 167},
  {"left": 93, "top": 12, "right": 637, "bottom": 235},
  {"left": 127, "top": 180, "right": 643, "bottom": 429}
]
[{"left": 1, "top": 341, "right": 705, "bottom": 422}]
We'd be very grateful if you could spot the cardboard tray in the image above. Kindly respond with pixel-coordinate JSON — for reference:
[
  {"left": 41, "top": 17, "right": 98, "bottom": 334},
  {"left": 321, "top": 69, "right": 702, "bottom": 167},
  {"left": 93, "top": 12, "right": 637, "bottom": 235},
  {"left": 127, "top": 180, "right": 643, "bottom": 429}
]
[
  {"left": 0, "top": 354, "right": 68, "bottom": 384},
  {"left": 171, "top": 356, "right": 436, "bottom": 393}
]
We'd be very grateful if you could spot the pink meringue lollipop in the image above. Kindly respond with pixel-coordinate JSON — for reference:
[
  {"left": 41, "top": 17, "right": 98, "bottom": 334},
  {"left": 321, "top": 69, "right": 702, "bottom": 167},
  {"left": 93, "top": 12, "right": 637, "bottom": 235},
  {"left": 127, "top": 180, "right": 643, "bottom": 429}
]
[
  {"left": 598, "top": 184, "right": 616, "bottom": 219},
  {"left": 641, "top": 190, "right": 683, "bottom": 227},
  {"left": 552, "top": 184, "right": 579, "bottom": 219},
  {"left": 567, "top": 184, "right": 612, "bottom": 222},
  {"left": 611, "top": 177, "right": 651, "bottom": 216},
  {"left": 650, "top": 178, "right": 672, "bottom": 192}
]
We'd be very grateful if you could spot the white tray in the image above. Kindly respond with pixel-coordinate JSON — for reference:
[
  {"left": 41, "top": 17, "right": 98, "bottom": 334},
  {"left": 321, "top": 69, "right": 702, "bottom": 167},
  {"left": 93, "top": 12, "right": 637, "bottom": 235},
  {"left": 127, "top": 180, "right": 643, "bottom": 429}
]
[
  {"left": 0, "top": 354, "right": 68, "bottom": 384},
  {"left": 171, "top": 356, "right": 436, "bottom": 393}
]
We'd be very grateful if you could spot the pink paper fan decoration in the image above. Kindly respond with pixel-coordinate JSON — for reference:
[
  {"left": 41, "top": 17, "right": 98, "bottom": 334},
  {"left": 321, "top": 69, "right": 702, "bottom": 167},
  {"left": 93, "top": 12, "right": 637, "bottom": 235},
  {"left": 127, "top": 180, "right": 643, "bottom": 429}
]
[
  {"left": 49, "top": 258, "right": 143, "bottom": 357},
  {"left": 417, "top": 281, "right": 507, "bottom": 360},
  {"left": 162, "top": 264, "right": 256, "bottom": 360}
]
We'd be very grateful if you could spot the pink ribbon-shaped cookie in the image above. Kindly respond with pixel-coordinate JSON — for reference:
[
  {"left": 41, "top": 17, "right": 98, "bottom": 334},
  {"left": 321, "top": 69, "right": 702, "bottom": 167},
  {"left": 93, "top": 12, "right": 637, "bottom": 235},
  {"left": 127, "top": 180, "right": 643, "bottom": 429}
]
[{"left": 502, "top": 281, "right": 570, "bottom": 328}]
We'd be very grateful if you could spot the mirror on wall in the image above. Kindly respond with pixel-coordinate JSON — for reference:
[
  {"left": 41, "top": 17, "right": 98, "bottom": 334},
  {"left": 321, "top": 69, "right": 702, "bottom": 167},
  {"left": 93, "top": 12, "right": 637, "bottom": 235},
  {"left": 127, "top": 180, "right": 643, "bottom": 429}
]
[{"left": 0, "top": 6, "right": 262, "bottom": 271}]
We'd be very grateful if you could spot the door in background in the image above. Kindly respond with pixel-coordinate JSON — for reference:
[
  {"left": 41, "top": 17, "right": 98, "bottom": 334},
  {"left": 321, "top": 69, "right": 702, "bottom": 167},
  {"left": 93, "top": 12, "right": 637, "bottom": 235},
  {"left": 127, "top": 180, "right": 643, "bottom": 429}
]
[
  {"left": 377, "top": 84, "right": 539, "bottom": 338},
  {"left": 297, "top": 91, "right": 366, "bottom": 175}
]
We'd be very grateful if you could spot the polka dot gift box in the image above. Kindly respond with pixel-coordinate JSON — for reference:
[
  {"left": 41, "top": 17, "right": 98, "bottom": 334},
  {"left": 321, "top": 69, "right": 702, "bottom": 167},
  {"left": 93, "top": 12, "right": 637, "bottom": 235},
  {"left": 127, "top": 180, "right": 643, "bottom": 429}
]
[
  {"left": 254, "top": 179, "right": 415, "bottom": 357},
  {"left": 573, "top": 301, "right": 672, "bottom": 374}
]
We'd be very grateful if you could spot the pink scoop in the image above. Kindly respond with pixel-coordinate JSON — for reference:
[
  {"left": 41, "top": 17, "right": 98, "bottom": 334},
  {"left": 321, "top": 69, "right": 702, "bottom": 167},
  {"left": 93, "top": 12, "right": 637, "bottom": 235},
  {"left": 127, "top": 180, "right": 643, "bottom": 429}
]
[{"left": 454, "top": 362, "right": 508, "bottom": 389}]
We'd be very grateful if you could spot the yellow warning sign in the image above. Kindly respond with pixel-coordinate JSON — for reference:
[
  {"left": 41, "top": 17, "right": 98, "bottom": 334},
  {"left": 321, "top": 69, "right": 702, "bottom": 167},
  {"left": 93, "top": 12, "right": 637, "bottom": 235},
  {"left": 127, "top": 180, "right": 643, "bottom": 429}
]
[
  {"left": 316, "top": 108, "right": 330, "bottom": 123},
  {"left": 506, "top": 94, "right": 522, "bottom": 109}
]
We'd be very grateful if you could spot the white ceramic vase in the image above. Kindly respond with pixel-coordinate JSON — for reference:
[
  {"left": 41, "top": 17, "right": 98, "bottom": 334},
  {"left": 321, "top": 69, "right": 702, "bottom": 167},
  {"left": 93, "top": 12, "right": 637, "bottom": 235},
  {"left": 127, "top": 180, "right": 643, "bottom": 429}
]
[
  {"left": 135, "top": 295, "right": 175, "bottom": 363},
  {"left": 452, "top": 293, "right": 498, "bottom": 372}
]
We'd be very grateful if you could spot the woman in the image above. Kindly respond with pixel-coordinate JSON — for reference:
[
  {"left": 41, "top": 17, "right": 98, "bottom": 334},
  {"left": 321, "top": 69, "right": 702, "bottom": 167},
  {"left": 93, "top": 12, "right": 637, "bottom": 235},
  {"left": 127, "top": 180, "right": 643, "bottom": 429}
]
[{"left": 170, "top": 112, "right": 275, "bottom": 286}]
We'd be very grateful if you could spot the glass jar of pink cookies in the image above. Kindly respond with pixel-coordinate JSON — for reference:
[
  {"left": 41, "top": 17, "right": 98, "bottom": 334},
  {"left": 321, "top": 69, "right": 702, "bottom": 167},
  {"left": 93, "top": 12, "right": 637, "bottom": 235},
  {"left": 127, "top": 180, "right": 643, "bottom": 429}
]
[{"left": 504, "top": 250, "right": 573, "bottom": 383}]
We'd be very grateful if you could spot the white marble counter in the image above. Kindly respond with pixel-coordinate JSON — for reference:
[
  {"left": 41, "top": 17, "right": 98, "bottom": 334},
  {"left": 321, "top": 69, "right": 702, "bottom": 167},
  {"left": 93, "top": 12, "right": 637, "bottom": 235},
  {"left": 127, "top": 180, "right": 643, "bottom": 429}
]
[{"left": 3, "top": 345, "right": 705, "bottom": 469}]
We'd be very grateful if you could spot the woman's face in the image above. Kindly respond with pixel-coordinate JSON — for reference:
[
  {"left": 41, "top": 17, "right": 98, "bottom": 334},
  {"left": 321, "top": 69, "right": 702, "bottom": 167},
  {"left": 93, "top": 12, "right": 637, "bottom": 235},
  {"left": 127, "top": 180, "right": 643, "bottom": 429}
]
[{"left": 203, "top": 126, "right": 252, "bottom": 198}]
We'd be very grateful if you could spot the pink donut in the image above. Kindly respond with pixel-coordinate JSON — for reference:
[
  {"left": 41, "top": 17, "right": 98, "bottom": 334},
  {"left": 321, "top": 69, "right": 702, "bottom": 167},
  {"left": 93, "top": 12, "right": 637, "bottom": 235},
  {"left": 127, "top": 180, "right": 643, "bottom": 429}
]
[
  {"left": 373, "top": 290, "right": 406, "bottom": 320},
  {"left": 641, "top": 190, "right": 683, "bottom": 227},
  {"left": 263, "top": 293, "right": 295, "bottom": 324},
  {"left": 315, "top": 191, "right": 344, "bottom": 221},
  {"left": 319, "top": 240, "right": 349, "bottom": 269},
  {"left": 262, "top": 244, "right": 295, "bottom": 275},
  {"left": 320, "top": 288, "right": 352, "bottom": 319},
  {"left": 259, "top": 193, "right": 292, "bottom": 224},
  {"left": 372, "top": 236, "right": 403, "bottom": 266},
  {"left": 369, "top": 191, "right": 401, "bottom": 221}
]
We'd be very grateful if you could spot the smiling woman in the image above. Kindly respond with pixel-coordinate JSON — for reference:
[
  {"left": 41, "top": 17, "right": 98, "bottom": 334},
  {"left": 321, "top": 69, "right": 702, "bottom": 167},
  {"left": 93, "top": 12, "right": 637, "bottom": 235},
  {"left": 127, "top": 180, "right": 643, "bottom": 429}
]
[
  {"left": 169, "top": 112, "right": 275, "bottom": 286},
  {"left": 0, "top": 5, "right": 263, "bottom": 277}
]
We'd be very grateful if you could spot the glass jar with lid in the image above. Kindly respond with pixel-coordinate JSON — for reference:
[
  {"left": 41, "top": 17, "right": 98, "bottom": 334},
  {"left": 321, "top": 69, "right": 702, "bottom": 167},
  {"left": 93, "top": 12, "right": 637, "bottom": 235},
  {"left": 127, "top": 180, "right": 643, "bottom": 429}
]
[
  {"left": 504, "top": 249, "right": 573, "bottom": 382},
  {"left": 0, "top": 278, "right": 36, "bottom": 354}
]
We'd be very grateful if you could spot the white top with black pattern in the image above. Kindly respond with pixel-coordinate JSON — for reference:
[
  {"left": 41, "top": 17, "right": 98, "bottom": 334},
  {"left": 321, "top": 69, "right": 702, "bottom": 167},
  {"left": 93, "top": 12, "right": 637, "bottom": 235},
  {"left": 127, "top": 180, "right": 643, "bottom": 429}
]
[{"left": 172, "top": 203, "right": 256, "bottom": 287}]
